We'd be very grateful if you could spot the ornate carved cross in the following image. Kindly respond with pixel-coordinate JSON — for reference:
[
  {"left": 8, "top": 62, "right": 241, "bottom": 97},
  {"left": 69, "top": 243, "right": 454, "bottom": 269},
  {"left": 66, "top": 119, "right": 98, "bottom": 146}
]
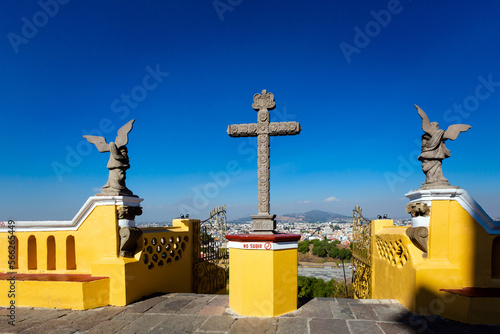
[{"left": 227, "top": 90, "right": 301, "bottom": 233}]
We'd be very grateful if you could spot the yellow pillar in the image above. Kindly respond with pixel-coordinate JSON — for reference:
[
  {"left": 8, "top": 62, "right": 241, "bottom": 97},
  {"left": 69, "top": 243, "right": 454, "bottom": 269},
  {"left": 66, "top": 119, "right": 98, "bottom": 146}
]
[{"left": 226, "top": 234, "right": 300, "bottom": 317}]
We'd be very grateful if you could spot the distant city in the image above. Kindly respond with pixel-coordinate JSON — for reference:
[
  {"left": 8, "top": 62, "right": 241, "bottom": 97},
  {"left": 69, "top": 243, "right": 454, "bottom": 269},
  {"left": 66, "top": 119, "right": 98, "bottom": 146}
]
[{"left": 136, "top": 210, "right": 412, "bottom": 244}]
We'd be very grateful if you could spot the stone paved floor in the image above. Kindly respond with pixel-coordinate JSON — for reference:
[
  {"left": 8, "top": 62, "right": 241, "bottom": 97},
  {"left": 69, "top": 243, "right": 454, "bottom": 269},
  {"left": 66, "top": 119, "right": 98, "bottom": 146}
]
[{"left": 2, "top": 294, "right": 500, "bottom": 334}]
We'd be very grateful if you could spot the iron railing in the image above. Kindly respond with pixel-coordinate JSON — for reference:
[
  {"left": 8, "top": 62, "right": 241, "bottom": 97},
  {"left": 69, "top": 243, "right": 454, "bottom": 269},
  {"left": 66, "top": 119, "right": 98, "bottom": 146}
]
[{"left": 352, "top": 205, "right": 372, "bottom": 299}]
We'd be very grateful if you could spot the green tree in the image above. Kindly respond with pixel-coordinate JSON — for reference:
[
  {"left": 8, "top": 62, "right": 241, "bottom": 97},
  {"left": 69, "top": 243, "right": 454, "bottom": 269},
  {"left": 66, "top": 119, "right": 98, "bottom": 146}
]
[
  {"left": 312, "top": 239, "right": 329, "bottom": 258},
  {"left": 312, "top": 245, "right": 327, "bottom": 257},
  {"left": 298, "top": 241, "right": 310, "bottom": 254},
  {"left": 338, "top": 248, "right": 352, "bottom": 261},
  {"left": 327, "top": 244, "right": 339, "bottom": 258},
  {"left": 298, "top": 276, "right": 352, "bottom": 298}
]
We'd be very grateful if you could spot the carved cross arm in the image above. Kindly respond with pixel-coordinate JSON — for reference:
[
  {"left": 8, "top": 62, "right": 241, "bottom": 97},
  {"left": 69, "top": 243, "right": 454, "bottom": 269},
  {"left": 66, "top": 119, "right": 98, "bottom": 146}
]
[
  {"left": 268, "top": 121, "right": 302, "bottom": 136},
  {"left": 227, "top": 123, "right": 259, "bottom": 137}
]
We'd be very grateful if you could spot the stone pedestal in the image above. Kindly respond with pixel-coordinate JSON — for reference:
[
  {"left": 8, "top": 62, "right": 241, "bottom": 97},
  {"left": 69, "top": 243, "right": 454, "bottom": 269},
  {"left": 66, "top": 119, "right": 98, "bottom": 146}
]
[
  {"left": 226, "top": 233, "right": 300, "bottom": 317},
  {"left": 250, "top": 214, "right": 276, "bottom": 234}
]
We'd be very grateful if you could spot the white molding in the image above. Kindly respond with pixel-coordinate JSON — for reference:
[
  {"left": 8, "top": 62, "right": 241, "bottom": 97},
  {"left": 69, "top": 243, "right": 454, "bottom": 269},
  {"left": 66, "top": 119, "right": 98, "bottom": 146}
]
[
  {"left": 227, "top": 240, "right": 298, "bottom": 250},
  {"left": 0, "top": 196, "right": 143, "bottom": 232},
  {"left": 411, "top": 216, "right": 430, "bottom": 228},
  {"left": 118, "top": 219, "right": 136, "bottom": 228},
  {"left": 405, "top": 189, "right": 500, "bottom": 234}
]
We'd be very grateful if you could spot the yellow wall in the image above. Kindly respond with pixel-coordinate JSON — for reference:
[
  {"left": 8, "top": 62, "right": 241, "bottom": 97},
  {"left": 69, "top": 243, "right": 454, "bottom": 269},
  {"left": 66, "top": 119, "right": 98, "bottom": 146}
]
[
  {"left": 371, "top": 200, "right": 500, "bottom": 324},
  {"left": 371, "top": 226, "right": 422, "bottom": 311},
  {"left": 0, "top": 200, "right": 198, "bottom": 309},
  {"left": 0, "top": 205, "right": 119, "bottom": 275},
  {"left": 0, "top": 278, "right": 110, "bottom": 310},
  {"left": 229, "top": 247, "right": 297, "bottom": 317}
]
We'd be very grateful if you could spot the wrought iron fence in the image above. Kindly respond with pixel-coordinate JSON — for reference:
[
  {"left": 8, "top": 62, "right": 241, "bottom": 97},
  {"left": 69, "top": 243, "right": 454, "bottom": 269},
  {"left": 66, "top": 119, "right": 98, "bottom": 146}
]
[
  {"left": 200, "top": 205, "right": 228, "bottom": 265},
  {"left": 352, "top": 205, "right": 372, "bottom": 299},
  {"left": 192, "top": 206, "right": 228, "bottom": 294}
]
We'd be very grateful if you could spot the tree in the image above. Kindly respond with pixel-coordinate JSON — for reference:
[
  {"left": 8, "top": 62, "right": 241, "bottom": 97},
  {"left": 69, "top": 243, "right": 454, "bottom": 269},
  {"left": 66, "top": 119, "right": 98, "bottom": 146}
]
[
  {"left": 312, "top": 245, "right": 327, "bottom": 257},
  {"left": 298, "top": 241, "right": 310, "bottom": 254},
  {"left": 312, "top": 239, "right": 329, "bottom": 258},
  {"left": 339, "top": 248, "right": 352, "bottom": 261},
  {"left": 327, "top": 245, "right": 339, "bottom": 258},
  {"left": 298, "top": 276, "right": 352, "bottom": 298}
]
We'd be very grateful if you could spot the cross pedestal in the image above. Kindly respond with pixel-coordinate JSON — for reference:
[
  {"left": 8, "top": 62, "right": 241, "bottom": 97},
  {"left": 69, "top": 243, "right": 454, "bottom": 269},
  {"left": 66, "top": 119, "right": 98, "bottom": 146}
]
[
  {"left": 226, "top": 234, "right": 301, "bottom": 317},
  {"left": 227, "top": 89, "right": 301, "bottom": 233}
]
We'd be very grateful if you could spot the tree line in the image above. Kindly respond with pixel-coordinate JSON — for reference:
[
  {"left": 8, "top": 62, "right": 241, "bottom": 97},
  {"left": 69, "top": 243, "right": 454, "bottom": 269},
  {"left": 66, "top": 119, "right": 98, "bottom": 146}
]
[
  {"left": 298, "top": 238, "right": 352, "bottom": 260},
  {"left": 298, "top": 276, "right": 353, "bottom": 298}
]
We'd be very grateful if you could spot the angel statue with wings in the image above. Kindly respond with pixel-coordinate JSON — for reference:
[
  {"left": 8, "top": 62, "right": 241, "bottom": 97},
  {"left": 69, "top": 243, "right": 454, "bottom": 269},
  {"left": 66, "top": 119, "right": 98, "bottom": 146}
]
[
  {"left": 415, "top": 105, "right": 471, "bottom": 190},
  {"left": 83, "top": 119, "right": 136, "bottom": 197}
]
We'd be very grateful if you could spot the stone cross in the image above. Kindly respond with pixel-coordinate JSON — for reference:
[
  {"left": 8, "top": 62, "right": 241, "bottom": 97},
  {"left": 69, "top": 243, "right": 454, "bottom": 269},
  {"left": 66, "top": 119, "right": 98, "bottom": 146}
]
[{"left": 227, "top": 90, "right": 301, "bottom": 233}]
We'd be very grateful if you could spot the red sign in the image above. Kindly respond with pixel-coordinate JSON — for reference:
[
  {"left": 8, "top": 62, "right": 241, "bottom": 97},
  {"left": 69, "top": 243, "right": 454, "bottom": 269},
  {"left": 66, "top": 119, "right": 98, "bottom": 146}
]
[{"left": 242, "top": 243, "right": 264, "bottom": 249}]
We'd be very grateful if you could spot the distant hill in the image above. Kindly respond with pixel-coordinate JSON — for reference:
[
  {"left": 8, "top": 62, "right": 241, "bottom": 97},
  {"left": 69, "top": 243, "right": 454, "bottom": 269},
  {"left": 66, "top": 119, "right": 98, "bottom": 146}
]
[
  {"left": 228, "top": 210, "right": 350, "bottom": 224},
  {"left": 228, "top": 215, "right": 254, "bottom": 224},
  {"left": 280, "top": 210, "right": 350, "bottom": 223}
]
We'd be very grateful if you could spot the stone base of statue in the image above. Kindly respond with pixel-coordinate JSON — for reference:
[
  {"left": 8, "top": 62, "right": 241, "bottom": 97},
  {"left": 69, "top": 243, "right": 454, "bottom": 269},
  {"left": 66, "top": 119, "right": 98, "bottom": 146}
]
[
  {"left": 226, "top": 233, "right": 300, "bottom": 317},
  {"left": 419, "top": 181, "right": 460, "bottom": 190},
  {"left": 250, "top": 214, "right": 276, "bottom": 234},
  {"left": 97, "top": 190, "right": 137, "bottom": 197},
  {"left": 98, "top": 168, "right": 136, "bottom": 197}
]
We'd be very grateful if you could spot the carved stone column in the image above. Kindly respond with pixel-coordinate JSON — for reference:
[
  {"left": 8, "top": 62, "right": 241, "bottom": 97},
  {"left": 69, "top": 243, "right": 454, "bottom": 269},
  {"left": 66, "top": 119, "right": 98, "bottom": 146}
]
[
  {"left": 405, "top": 201, "right": 429, "bottom": 257},
  {"left": 117, "top": 205, "right": 143, "bottom": 258}
]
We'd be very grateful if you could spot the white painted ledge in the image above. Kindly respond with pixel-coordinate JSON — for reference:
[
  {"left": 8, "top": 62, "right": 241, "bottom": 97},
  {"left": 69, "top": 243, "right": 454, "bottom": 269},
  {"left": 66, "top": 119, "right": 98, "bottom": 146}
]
[
  {"left": 0, "top": 196, "right": 143, "bottom": 232},
  {"left": 118, "top": 219, "right": 136, "bottom": 228},
  {"left": 405, "top": 188, "right": 500, "bottom": 234},
  {"left": 227, "top": 240, "right": 298, "bottom": 250}
]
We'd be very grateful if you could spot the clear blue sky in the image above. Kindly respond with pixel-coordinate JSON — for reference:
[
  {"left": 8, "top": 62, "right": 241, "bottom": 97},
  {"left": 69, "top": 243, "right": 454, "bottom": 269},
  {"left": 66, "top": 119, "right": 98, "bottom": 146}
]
[{"left": 2, "top": 1, "right": 500, "bottom": 222}]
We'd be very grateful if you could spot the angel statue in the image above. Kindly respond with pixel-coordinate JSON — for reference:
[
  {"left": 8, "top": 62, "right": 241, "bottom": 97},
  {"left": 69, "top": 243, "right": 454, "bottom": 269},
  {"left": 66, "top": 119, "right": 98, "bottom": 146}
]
[
  {"left": 415, "top": 105, "right": 471, "bottom": 189},
  {"left": 83, "top": 119, "right": 136, "bottom": 197}
]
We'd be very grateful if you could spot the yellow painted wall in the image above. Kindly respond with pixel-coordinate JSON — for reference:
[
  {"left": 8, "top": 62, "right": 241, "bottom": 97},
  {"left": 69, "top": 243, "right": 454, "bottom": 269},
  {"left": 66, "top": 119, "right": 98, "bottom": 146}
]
[
  {"left": 0, "top": 205, "right": 119, "bottom": 275},
  {"left": 371, "top": 200, "right": 500, "bottom": 324},
  {"left": 229, "top": 247, "right": 297, "bottom": 317},
  {"left": 0, "top": 200, "right": 198, "bottom": 309},
  {"left": 371, "top": 226, "right": 422, "bottom": 311},
  {"left": 273, "top": 248, "right": 298, "bottom": 316},
  {"left": 0, "top": 278, "right": 110, "bottom": 310}
]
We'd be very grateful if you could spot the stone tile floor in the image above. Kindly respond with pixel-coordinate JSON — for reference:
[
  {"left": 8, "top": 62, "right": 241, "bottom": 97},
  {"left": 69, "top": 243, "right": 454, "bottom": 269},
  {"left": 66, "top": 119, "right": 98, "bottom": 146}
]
[{"left": 1, "top": 294, "right": 500, "bottom": 334}]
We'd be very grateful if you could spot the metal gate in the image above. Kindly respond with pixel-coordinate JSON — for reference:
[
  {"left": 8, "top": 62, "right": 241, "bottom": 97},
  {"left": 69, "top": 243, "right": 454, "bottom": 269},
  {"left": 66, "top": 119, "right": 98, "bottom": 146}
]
[
  {"left": 192, "top": 206, "right": 228, "bottom": 294},
  {"left": 352, "top": 205, "right": 372, "bottom": 299}
]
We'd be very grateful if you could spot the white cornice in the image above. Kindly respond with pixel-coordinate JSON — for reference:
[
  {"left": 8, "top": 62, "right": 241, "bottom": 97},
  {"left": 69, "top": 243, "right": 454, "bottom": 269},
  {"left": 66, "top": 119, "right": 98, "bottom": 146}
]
[
  {"left": 0, "top": 196, "right": 143, "bottom": 233},
  {"left": 227, "top": 240, "right": 298, "bottom": 250},
  {"left": 405, "top": 189, "right": 500, "bottom": 234}
]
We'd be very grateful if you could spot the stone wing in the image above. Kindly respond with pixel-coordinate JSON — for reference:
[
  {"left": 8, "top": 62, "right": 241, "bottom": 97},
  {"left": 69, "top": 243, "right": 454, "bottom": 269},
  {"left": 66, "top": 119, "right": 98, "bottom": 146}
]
[
  {"left": 444, "top": 124, "right": 471, "bottom": 141},
  {"left": 83, "top": 135, "right": 109, "bottom": 152},
  {"left": 115, "top": 119, "right": 135, "bottom": 148},
  {"left": 415, "top": 105, "right": 432, "bottom": 134}
]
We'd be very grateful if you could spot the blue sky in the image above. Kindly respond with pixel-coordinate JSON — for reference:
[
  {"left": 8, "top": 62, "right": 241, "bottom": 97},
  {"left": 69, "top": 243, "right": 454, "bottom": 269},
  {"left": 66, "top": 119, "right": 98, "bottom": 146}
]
[{"left": 1, "top": 0, "right": 500, "bottom": 222}]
